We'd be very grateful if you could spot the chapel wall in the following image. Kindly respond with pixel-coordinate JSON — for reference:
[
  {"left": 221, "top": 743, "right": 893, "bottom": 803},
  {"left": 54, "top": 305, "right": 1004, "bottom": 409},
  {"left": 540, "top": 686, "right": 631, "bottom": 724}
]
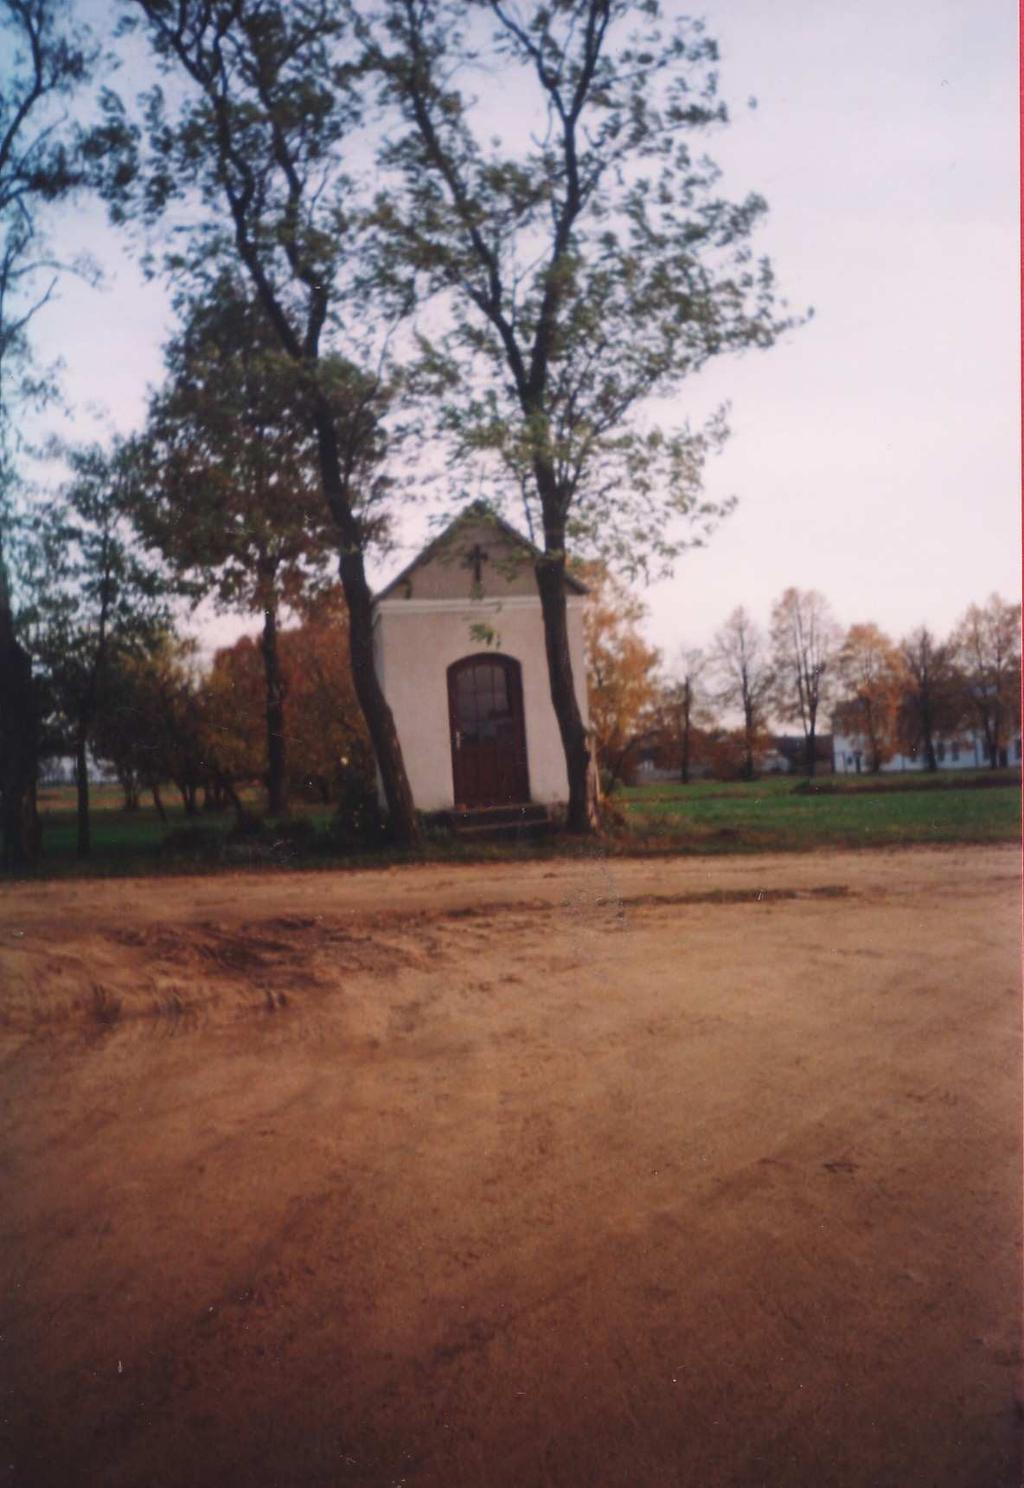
[{"left": 373, "top": 598, "right": 588, "bottom": 812}]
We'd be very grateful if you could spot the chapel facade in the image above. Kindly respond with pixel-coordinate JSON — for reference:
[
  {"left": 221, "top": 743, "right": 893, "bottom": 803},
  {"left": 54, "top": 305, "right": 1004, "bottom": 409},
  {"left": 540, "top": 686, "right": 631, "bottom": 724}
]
[{"left": 372, "top": 503, "right": 589, "bottom": 813}]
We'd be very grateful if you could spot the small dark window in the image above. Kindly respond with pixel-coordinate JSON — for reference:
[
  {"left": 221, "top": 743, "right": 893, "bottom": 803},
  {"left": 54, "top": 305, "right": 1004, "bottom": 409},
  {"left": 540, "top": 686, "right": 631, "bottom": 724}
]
[
  {"left": 951, "top": 742, "right": 960, "bottom": 762},
  {"left": 936, "top": 741, "right": 946, "bottom": 763}
]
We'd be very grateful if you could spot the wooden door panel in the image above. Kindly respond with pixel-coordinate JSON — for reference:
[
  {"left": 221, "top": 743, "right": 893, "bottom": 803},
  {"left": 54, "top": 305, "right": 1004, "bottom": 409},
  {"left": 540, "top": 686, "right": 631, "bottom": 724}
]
[{"left": 448, "top": 655, "right": 529, "bottom": 807}]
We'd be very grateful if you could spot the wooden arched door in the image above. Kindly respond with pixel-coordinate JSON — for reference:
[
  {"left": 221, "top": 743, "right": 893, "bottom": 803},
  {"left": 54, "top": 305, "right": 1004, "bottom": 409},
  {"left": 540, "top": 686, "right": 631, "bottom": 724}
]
[{"left": 447, "top": 654, "right": 530, "bottom": 808}]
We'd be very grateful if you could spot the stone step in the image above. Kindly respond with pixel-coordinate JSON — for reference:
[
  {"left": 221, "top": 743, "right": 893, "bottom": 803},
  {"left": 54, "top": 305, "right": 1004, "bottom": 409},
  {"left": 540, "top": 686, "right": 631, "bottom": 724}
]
[
  {"left": 442, "top": 803, "right": 553, "bottom": 840},
  {"left": 445, "top": 803, "right": 550, "bottom": 830}
]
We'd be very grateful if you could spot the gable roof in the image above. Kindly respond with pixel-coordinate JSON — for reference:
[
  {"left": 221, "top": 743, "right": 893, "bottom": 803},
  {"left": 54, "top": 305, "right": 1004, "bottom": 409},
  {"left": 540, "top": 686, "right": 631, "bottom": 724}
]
[{"left": 374, "top": 500, "right": 589, "bottom": 602}]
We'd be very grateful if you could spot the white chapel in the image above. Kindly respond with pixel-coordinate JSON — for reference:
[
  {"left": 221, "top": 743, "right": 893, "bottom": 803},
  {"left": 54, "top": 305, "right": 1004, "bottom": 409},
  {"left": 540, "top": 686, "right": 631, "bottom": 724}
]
[{"left": 372, "top": 503, "right": 589, "bottom": 814}]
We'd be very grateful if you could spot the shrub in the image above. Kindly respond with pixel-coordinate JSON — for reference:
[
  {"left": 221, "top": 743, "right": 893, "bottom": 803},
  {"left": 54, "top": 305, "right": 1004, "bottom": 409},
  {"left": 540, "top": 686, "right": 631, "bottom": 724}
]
[{"left": 324, "top": 771, "right": 386, "bottom": 850}]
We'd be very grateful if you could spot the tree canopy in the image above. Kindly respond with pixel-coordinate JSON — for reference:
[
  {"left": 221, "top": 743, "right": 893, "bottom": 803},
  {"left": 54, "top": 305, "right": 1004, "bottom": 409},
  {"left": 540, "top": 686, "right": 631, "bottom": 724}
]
[
  {"left": 374, "top": 0, "right": 797, "bottom": 828},
  {"left": 101, "top": 0, "right": 421, "bottom": 840},
  {"left": 0, "top": 0, "right": 97, "bottom": 867}
]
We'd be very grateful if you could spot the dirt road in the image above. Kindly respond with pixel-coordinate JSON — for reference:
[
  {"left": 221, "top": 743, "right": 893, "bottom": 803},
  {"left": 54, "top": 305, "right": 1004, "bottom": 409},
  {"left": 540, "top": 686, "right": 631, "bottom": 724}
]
[{"left": 1, "top": 845, "right": 1020, "bottom": 1487}]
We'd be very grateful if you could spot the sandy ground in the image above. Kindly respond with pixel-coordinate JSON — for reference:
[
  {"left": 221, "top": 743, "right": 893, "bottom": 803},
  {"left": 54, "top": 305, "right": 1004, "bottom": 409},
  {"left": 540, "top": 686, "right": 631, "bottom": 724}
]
[{"left": 0, "top": 844, "right": 1020, "bottom": 1488}]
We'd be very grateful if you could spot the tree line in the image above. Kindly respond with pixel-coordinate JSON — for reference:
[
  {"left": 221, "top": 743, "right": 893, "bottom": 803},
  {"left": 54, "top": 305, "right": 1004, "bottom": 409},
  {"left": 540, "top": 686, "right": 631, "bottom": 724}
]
[
  {"left": 0, "top": 0, "right": 798, "bottom": 867},
  {"left": 585, "top": 576, "right": 1021, "bottom": 785}
]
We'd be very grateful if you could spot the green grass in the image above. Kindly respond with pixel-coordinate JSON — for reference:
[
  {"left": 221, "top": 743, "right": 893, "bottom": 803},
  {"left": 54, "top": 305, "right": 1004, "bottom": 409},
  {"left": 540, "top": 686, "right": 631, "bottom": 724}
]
[
  {"left": 15, "top": 769, "right": 1021, "bottom": 880},
  {"left": 615, "top": 771, "right": 1021, "bottom": 852},
  {"left": 617, "top": 767, "right": 1021, "bottom": 800}
]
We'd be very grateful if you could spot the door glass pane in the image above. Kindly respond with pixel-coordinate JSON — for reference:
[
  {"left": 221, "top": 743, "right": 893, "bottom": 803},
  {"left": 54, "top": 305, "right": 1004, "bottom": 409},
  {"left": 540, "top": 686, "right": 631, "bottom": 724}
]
[{"left": 456, "top": 670, "right": 479, "bottom": 729}]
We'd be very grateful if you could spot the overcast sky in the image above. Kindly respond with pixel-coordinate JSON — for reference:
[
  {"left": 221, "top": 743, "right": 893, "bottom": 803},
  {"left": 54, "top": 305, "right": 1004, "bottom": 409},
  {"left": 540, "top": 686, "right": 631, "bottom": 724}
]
[{"left": 26, "top": 0, "right": 1020, "bottom": 667}]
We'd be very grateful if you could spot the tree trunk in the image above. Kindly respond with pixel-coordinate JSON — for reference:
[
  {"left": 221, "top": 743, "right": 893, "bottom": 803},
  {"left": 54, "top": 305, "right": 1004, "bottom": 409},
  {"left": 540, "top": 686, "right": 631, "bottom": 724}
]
[
  {"left": 742, "top": 702, "right": 755, "bottom": 781},
  {"left": 259, "top": 589, "right": 287, "bottom": 817},
  {"left": 805, "top": 725, "right": 817, "bottom": 778},
  {"left": 121, "top": 771, "right": 140, "bottom": 812},
  {"left": 0, "top": 629, "right": 39, "bottom": 870},
  {"left": 312, "top": 405, "right": 419, "bottom": 846},
  {"left": 177, "top": 781, "right": 199, "bottom": 815},
  {"left": 75, "top": 725, "right": 91, "bottom": 858},
  {"left": 151, "top": 783, "right": 167, "bottom": 822},
  {"left": 535, "top": 549, "right": 599, "bottom": 834},
  {"left": 217, "top": 772, "right": 254, "bottom": 831}
]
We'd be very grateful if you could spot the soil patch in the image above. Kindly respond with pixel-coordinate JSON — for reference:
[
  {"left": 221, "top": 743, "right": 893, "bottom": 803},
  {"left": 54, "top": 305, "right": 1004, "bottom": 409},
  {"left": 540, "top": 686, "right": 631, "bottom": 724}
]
[{"left": 0, "top": 845, "right": 1020, "bottom": 1487}]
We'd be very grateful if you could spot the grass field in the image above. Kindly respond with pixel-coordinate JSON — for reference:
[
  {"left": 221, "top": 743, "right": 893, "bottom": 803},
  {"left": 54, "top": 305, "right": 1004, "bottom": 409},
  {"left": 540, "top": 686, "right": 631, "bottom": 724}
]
[
  {"left": 615, "top": 770, "right": 1022, "bottom": 852},
  {"left": 24, "top": 767, "right": 1021, "bottom": 876}
]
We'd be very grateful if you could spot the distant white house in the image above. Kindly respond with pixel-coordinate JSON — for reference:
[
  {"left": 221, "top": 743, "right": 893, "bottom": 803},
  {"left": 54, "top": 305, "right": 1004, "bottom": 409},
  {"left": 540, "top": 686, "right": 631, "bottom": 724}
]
[
  {"left": 832, "top": 727, "right": 1022, "bottom": 774},
  {"left": 372, "top": 503, "right": 589, "bottom": 813}
]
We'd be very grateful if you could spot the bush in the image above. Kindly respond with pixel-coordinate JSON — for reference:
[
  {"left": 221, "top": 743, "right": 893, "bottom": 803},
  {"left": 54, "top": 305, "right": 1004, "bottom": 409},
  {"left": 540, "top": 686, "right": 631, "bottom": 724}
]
[
  {"left": 324, "top": 771, "right": 386, "bottom": 850},
  {"left": 161, "top": 823, "right": 226, "bottom": 860},
  {"left": 257, "top": 817, "right": 317, "bottom": 847}
]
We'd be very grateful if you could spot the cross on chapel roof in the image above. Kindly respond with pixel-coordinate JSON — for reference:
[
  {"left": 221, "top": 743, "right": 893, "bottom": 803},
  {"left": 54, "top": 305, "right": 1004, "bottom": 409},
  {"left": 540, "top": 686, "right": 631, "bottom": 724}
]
[{"left": 373, "top": 501, "right": 589, "bottom": 603}]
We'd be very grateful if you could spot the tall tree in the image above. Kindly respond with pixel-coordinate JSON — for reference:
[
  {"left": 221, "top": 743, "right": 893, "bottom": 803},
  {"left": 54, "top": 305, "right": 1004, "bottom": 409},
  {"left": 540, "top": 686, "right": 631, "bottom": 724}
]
[
  {"left": 204, "top": 589, "right": 372, "bottom": 807},
  {"left": 770, "top": 587, "right": 839, "bottom": 777},
  {"left": 376, "top": 0, "right": 793, "bottom": 830},
  {"left": 0, "top": 0, "right": 96, "bottom": 868},
  {"left": 951, "top": 594, "right": 1021, "bottom": 768},
  {"left": 132, "top": 275, "right": 345, "bottom": 816},
  {"left": 582, "top": 565, "right": 661, "bottom": 785},
  {"left": 896, "top": 625, "right": 960, "bottom": 772},
  {"left": 103, "top": 0, "right": 420, "bottom": 842},
  {"left": 833, "top": 622, "right": 904, "bottom": 773},
  {"left": 91, "top": 633, "right": 181, "bottom": 819},
  {"left": 35, "top": 443, "right": 170, "bottom": 856},
  {"left": 665, "top": 648, "right": 706, "bottom": 784},
  {"left": 280, "top": 589, "right": 373, "bottom": 804},
  {"left": 710, "top": 607, "right": 773, "bottom": 781}
]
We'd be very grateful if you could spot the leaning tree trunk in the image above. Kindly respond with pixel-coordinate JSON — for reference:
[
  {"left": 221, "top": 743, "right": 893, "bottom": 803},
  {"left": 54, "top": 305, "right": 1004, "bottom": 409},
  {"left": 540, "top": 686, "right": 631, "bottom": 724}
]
[
  {"left": 0, "top": 629, "right": 39, "bottom": 870},
  {"left": 534, "top": 545, "right": 599, "bottom": 835},
  {"left": 259, "top": 588, "right": 288, "bottom": 817},
  {"left": 313, "top": 405, "right": 419, "bottom": 846}
]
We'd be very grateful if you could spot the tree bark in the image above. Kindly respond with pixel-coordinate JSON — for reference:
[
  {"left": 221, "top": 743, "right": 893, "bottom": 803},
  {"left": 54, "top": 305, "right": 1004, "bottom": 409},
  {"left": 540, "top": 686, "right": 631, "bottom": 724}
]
[
  {"left": 259, "top": 585, "right": 288, "bottom": 817},
  {"left": 0, "top": 629, "right": 39, "bottom": 870},
  {"left": 216, "top": 772, "right": 254, "bottom": 831},
  {"left": 535, "top": 548, "right": 599, "bottom": 833},
  {"left": 75, "top": 724, "right": 91, "bottom": 858},
  {"left": 805, "top": 724, "right": 817, "bottom": 778},
  {"left": 0, "top": 541, "right": 40, "bottom": 869},
  {"left": 177, "top": 781, "right": 200, "bottom": 815},
  {"left": 311, "top": 404, "right": 419, "bottom": 845},
  {"left": 742, "top": 701, "right": 756, "bottom": 781},
  {"left": 151, "top": 782, "right": 167, "bottom": 822}
]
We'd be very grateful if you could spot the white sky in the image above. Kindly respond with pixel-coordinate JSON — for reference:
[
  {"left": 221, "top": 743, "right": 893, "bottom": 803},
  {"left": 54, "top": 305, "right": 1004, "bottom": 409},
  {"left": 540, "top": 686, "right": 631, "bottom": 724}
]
[{"left": 26, "top": 0, "right": 1021, "bottom": 671}]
